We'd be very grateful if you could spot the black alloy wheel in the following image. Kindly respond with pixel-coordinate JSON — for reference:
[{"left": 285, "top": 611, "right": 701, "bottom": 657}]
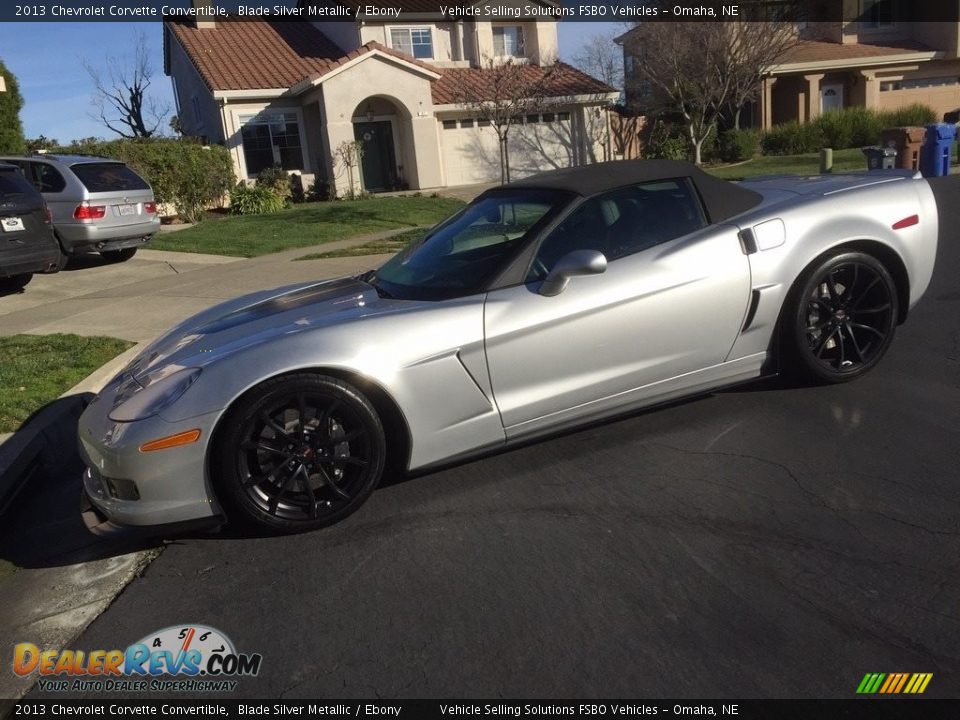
[
  {"left": 216, "top": 374, "right": 386, "bottom": 533},
  {"left": 786, "top": 251, "right": 898, "bottom": 383},
  {"left": 101, "top": 248, "right": 138, "bottom": 263}
]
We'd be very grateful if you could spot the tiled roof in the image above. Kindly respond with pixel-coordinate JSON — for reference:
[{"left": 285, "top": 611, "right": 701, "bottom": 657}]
[
  {"left": 167, "top": 20, "right": 614, "bottom": 104},
  {"left": 299, "top": 40, "right": 441, "bottom": 86},
  {"left": 432, "top": 62, "right": 616, "bottom": 105},
  {"left": 776, "top": 39, "right": 935, "bottom": 66},
  {"left": 168, "top": 20, "right": 347, "bottom": 91}
]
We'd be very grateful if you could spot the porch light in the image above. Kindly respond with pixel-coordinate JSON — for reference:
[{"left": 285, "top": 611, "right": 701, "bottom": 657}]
[{"left": 366, "top": 103, "right": 375, "bottom": 121}]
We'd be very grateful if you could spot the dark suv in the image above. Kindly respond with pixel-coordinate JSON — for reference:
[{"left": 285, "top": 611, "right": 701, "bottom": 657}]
[
  {"left": 0, "top": 154, "right": 160, "bottom": 264},
  {"left": 0, "top": 163, "right": 61, "bottom": 293}
]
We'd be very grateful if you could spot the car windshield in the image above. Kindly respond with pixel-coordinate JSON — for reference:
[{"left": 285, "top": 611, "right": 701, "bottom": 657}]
[{"left": 369, "top": 189, "right": 572, "bottom": 300}]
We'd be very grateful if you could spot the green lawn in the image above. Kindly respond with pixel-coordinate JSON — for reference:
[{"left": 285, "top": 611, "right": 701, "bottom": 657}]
[
  {"left": 297, "top": 227, "right": 430, "bottom": 260},
  {"left": 706, "top": 148, "right": 866, "bottom": 180},
  {"left": 150, "top": 196, "right": 464, "bottom": 258},
  {"left": 0, "top": 334, "right": 134, "bottom": 433}
]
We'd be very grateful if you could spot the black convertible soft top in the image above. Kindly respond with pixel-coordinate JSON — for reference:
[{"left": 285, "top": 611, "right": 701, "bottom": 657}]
[{"left": 506, "top": 159, "right": 762, "bottom": 223}]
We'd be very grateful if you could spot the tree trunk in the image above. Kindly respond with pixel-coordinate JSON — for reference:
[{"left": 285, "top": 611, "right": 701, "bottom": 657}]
[
  {"left": 498, "top": 134, "right": 508, "bottom": 185},
  {"left": 692, "top": 137, "right": 703, "bottom": 166},
  {"left": 733, "top": 105, "right": 742, "bottom": 131}
]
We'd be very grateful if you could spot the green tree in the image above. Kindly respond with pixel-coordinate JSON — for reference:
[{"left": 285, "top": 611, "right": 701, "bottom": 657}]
[{"left": 0, "top": 60, "right": 27, "bottom": 154}]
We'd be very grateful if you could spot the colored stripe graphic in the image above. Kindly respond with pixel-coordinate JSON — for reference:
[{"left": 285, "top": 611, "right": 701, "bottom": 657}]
[{"left": 856, "top": 672, "right": 932, "bottom": 694}]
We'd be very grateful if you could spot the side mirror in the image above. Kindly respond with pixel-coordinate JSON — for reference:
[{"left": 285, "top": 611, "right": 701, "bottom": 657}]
[{"left": 538, "top": 249, "right": 607, "bottom": 297}]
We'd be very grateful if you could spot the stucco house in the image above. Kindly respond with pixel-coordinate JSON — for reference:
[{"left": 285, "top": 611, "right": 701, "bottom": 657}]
[
  {"left": 620, "top": 3, "right": 960, "bottom": 129},
  {"left": 164, "top": 1, "right": 617, "bottom": 195}
]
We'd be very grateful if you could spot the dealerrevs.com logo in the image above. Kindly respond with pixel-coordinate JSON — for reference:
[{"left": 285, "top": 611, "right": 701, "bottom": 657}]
[{"left": 13, "top": 624, "right": 262, "bottom": 693}]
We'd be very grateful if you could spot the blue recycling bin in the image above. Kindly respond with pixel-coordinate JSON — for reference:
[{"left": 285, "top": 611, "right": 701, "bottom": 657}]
[{"left": 919, "top": 123, "right": 956, "bottom": 177}]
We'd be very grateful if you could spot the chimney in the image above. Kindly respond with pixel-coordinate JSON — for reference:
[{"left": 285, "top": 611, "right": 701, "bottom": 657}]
[{"left": 193, "top": 0, "right": 216, "bottom": 29}]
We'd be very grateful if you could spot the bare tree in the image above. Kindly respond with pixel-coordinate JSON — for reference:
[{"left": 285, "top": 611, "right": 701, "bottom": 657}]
[
  {"left": 625, "top": 23, "right": 732, "bottom": 165},
  {"left": 83, "top": 32, "right": 170, "bottom": 139},
  {"left": 572, "top": 31, "right": 624, "bottom": 93},
  {"left": 723, "top": 22, "right": 802, "bottom": 129},
  {"left": 452, "top": 58, "right": 560, "bottom": 184},
  {"left": 624, "top": 21, "right": 801, "bottom": 163}
]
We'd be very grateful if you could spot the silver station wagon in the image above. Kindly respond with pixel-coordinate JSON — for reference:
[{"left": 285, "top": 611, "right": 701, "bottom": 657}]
[{"left": 0, "top": 154, "right": 160, "bottom": 264}]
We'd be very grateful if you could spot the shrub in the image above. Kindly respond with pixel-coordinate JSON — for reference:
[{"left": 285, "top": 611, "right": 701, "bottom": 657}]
[
  {"left": 879, "top": 103, "right": 937, "bottom": 128},
  {"left": 53, "top": 137, "right": 234, "bottom": 222},
  {"left": 229, "top": 183, "right": 285, "bottom": 215},
  {"left": 307, "top": 177, "right": 335, "bottom": 202},
  {"left": 255, "top": 165, "right": 293, "bottom": 201},
  {"left": 718, "top": 129, "right": 760, "bottom": 162},
  {"left": 645, "top": 122, "right": 688, "bottom": 160},
  {"left": 761, "top": 121, "right": 824, "bottom": 155},
  {"left": 798, "top": 104, "right": 939, "bottom": 153}
]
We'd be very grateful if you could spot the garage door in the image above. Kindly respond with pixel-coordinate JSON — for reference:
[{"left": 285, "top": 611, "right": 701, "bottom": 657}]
[{"left": 440, "top": 113, "right": 577, "bottom": 187}]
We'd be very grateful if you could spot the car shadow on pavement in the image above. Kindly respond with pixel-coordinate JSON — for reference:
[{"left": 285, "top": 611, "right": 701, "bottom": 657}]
[{"left": 0, "top": 447, "right": 159, "bottom": 570}]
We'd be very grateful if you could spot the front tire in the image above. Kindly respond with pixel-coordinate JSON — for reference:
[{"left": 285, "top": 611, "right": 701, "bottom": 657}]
[
  {"left": 783, "top": 251, "right": 898, "bottom": 383},
  {"left": 101, "top": 248, "right": 138, "bottom": 263},
  {"left": 214, "top": 374, "right": 386, "bottom": 533}
]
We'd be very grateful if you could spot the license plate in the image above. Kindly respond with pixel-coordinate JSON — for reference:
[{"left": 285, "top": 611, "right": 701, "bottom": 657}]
[
  {"left": 115, "top": 204, "right": 136, "bottom": 216},
  {"left": 1, "top": 217, "right": 24, "bottom": 232}
]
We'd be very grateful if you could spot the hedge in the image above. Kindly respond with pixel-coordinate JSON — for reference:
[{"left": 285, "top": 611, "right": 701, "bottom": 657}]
[{"left": 53, "top": 138, "right": 235, "bottom": 222}]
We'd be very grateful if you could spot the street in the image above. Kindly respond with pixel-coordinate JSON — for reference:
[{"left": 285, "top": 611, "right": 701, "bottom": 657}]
[{"left": 14, "top": 177, "right": 960, "bottom": 699}]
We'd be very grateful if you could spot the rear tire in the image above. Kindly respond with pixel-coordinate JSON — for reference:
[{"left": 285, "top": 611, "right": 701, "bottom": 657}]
[
  {"left": 781, "top": 250, "right": 898, "bottom": 384},
  {"left": 101, "top": 248, "right": 137, "bottom": 263},
  {"left": 213, "top": 374, "right": 386, "bottom": 534},
  {"left": 0, "top": 274, "right": 32, "bottom": 293}
]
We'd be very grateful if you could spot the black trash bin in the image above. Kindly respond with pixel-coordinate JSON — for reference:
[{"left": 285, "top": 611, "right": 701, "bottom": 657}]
[{"left": 863, "top": 146, "right": 897, "bottom": 170}]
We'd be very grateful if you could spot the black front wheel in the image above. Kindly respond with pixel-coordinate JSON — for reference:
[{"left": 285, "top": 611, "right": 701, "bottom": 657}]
[
  {"left": 214, "top": 374, "right": 386, "bottom": 533},
  {"left": 783, "top": 251, "right": 898, "bottom": 383}
]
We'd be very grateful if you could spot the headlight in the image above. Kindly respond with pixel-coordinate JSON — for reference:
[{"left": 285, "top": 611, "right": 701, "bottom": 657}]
[{"left": 108, "top": 367, "right": 202, "bottom": 422}]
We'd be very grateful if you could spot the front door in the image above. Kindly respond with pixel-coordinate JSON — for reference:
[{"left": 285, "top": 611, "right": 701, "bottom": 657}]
[
  {"left": 354, "top": 121, "right": 396, "bottom": 192},
  {"left": 483, "top": 181, "right": 751, "bottom": 437},
  {"left": 821, "top": 83, "right": 844, "bottom": 113}
]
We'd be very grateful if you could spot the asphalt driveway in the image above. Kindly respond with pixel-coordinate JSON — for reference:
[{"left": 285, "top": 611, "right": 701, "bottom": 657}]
[{"left": 14, "top": 178, "right": 960, "bottom": 699}]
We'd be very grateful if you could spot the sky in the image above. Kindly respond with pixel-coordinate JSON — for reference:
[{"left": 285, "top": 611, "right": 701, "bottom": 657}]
[{"left": 2, "top": 20, "right": 623, "bottom": 144}]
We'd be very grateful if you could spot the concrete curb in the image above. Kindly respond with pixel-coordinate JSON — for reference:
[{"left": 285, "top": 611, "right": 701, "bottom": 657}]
[{"left": 0, "top": 344, "right": 157, "bottom": 702}]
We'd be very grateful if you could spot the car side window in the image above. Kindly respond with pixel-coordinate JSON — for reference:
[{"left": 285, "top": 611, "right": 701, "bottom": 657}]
[
  {"left": 527, "top": 178, "right": 707, "bottom": 281},
  {"left": 31, "top": 162, "right": 67, "bottom": 193}
]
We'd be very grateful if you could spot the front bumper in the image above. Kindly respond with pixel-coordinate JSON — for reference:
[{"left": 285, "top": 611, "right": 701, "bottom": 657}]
[
  {"left": 78, "top": 377, "right": 225, "bottom": 533},
  {"left": 81, "top": 484, "right": 221, "bottom": 538}
]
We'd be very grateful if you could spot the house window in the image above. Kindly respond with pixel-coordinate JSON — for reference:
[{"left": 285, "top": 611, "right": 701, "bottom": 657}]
[
  {"left": 478, "top": 119, "right": 491, "bottom": 127},
  {"left": 526, "top": 114, "right": 540, "bottom": 124},
  {"left": 460, "top": 119, "right": 474, "bottom": 128},
  {"left": 390, "top": 27, "right": 433, "bottom": 59},
  {"left": 624, "top": 54, "right": 635, "bottom": 75},
  {"left": 861, "top": 0, "right": 893, "bottom": 28},
  {"left": 238, "top": 112, "right": 304, "bottom": 178},
  {"left": 493, "top": 25, "right": 524, "bottom": 57},
  {"left": 542, "top": 113, "right": 555, "bottom": 123},
  {"left": 442, "top": 120, "right": 458, "bottom": 129},
  {"left": 881, "top": 76, "right": 960, "bottom": 91},
  {"left": 557, "top": 112, "right": 571, "bottom": 122}
]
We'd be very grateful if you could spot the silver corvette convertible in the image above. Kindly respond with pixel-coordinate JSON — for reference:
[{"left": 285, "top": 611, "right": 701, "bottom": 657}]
[{"left": 78, "top": 160, "right": 938, "bottom": 535}]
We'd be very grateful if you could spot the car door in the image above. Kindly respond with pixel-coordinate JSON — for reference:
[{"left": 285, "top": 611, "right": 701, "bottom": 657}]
[{"left": 483, "top": 179, "right": 752, "bottom": 436}]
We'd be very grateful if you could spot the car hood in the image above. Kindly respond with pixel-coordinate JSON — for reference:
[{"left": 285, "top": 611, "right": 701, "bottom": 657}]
[{"left": 123, "top": 277, "right": 396, "bottom": 381}]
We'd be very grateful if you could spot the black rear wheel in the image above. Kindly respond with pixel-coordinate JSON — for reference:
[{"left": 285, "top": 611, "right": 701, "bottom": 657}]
[
  {"left": 214, "top": 374, "right": 386, "bottom": 533},
  {"left": 0, "top": 273, "right": 32, "bottom": 294},
  {"left": 784, "top": 251, "right": 898, "bottom": 383},
  {"left": 101, "top": 248, "right": 138, "bottom": 262}
]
